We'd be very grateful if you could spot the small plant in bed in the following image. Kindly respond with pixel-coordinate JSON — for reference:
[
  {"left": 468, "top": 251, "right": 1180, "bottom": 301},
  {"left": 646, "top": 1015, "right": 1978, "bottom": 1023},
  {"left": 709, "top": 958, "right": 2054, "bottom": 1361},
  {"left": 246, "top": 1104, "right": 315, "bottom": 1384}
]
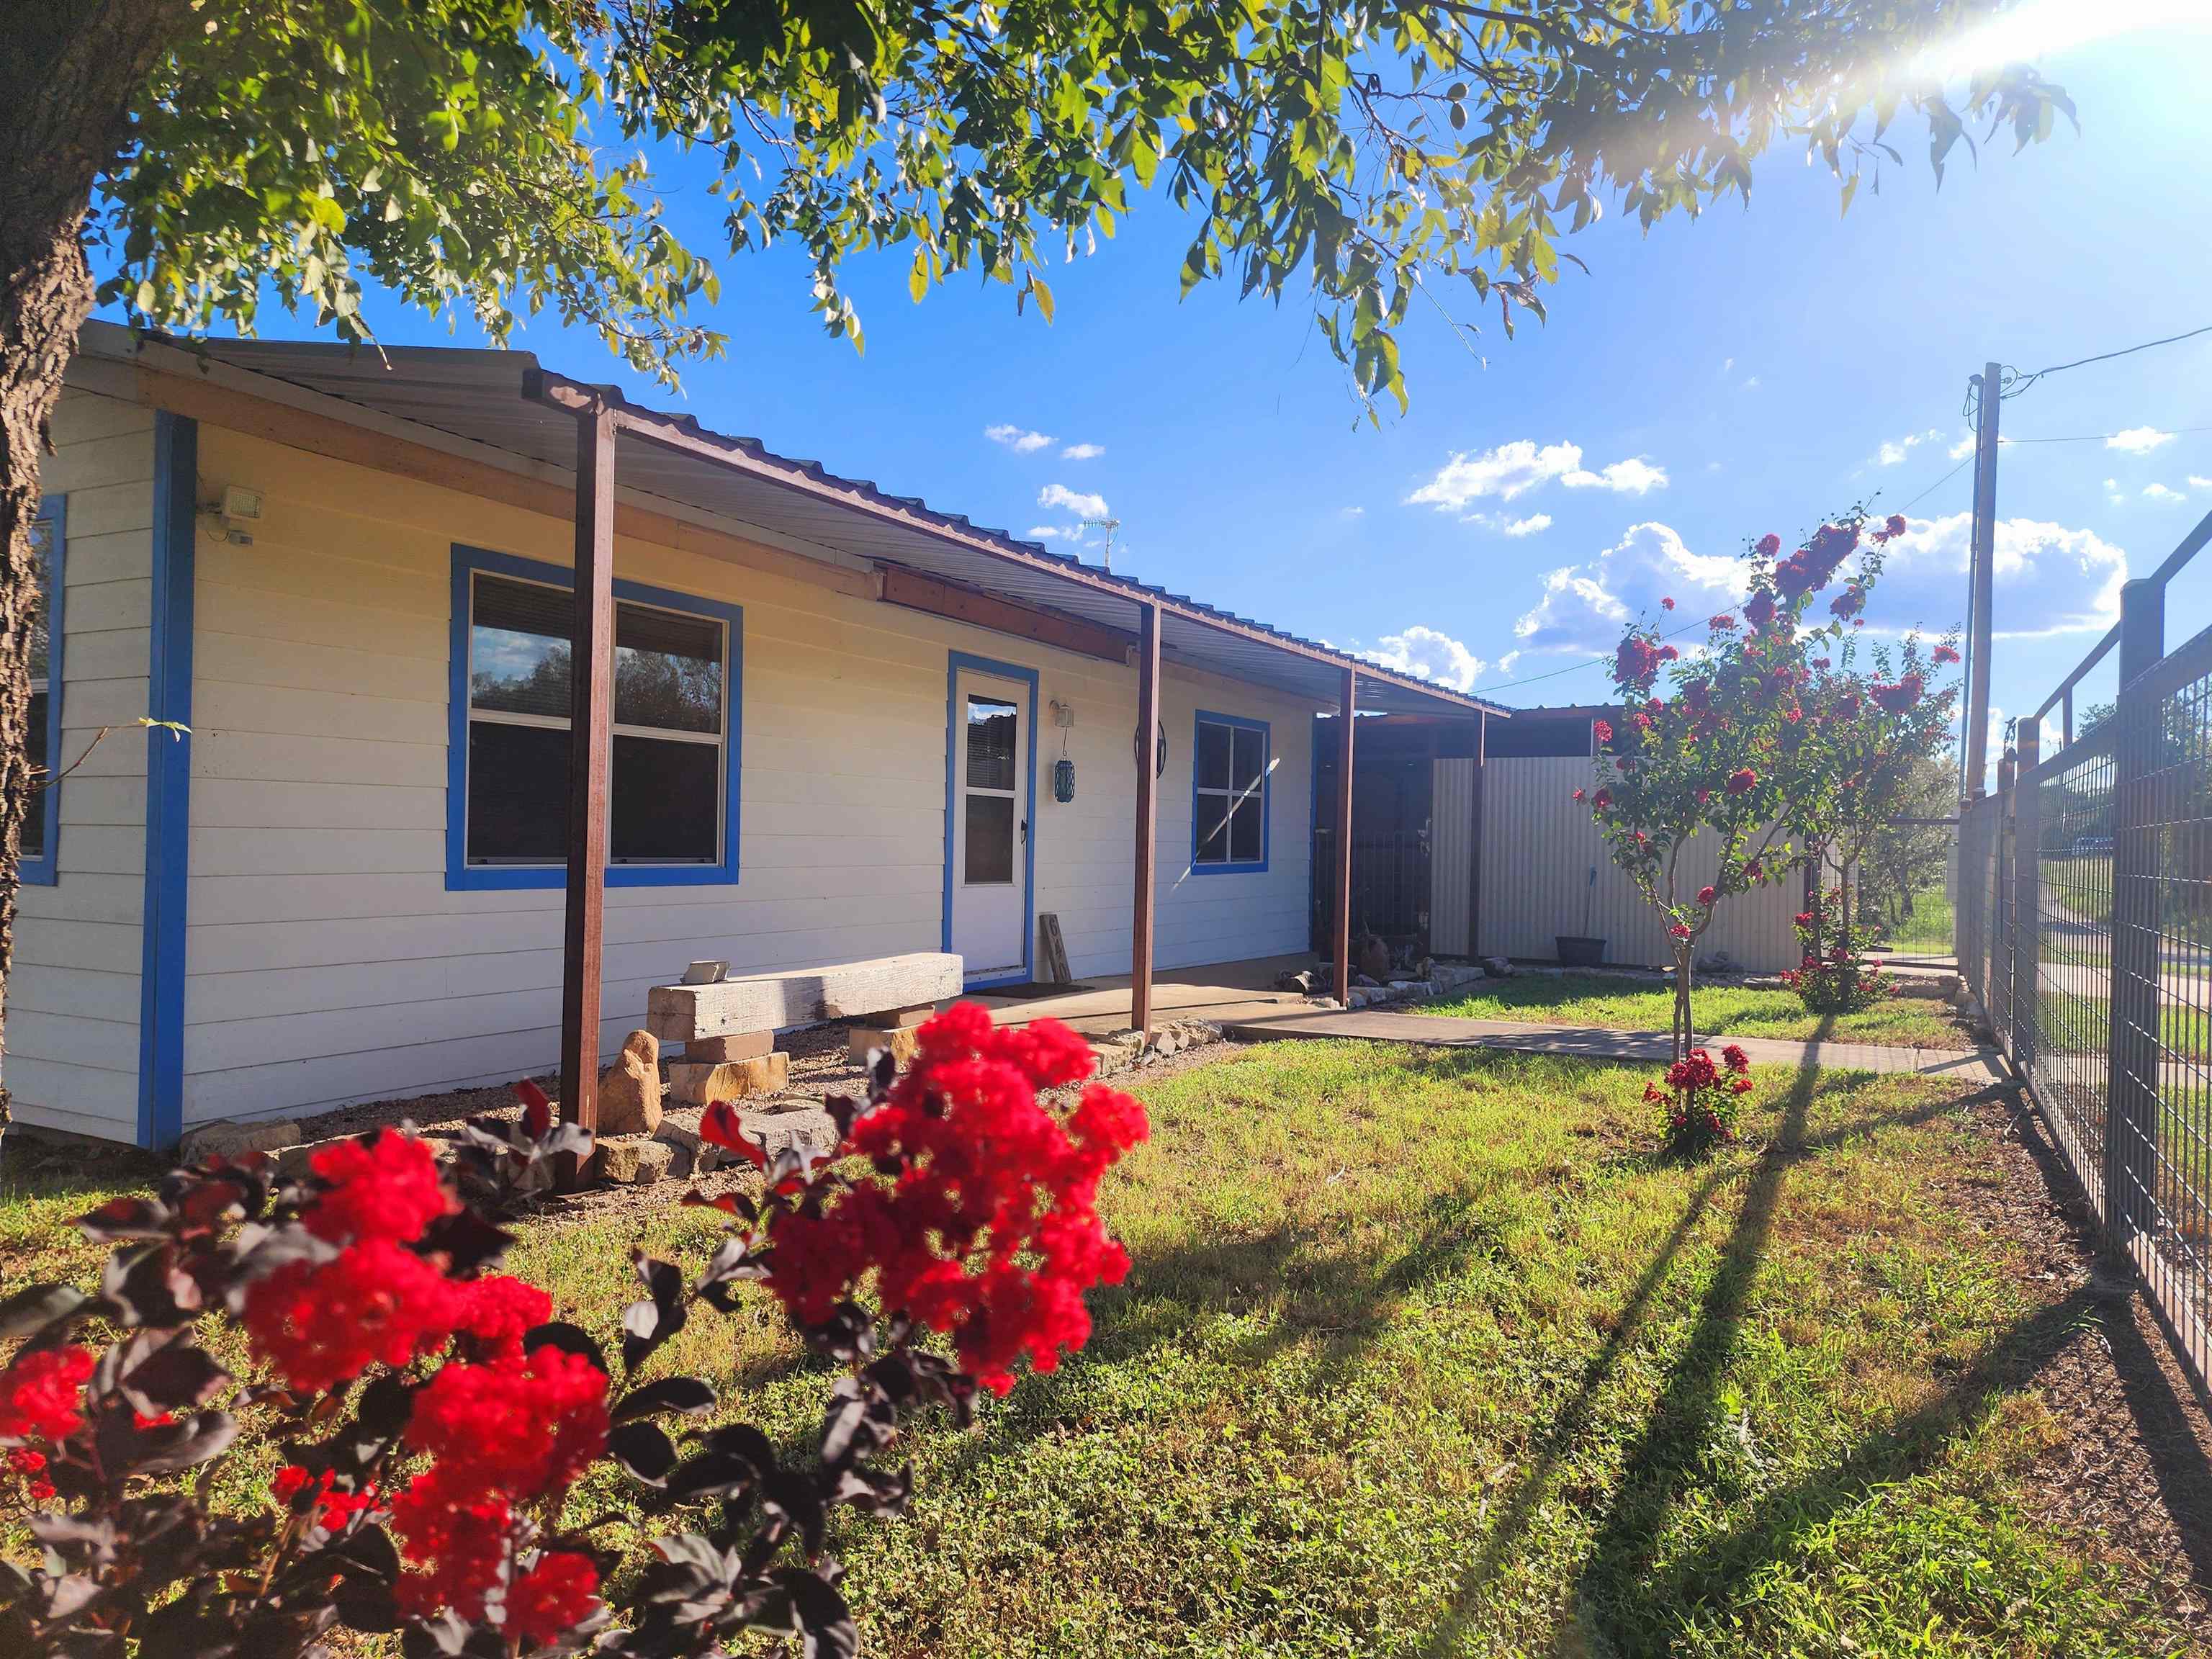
[
  {"left": 1648, "top": 1042, "right": 1753, "bottom": 1158},
  {"left": 0, "top": 1004, "right": 1144, "bottom": 1658},
  {"left": 1782, "top": 890, "right": 1892, "bottom": 1012}
]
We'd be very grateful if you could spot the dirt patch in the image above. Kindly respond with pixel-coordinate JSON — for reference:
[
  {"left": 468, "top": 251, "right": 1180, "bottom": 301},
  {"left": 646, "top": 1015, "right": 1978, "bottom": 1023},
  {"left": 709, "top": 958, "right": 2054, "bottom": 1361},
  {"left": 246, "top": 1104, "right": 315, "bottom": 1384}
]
[{"left": 1950, "top": 1085, "right": 2212, "bottom": 1635}]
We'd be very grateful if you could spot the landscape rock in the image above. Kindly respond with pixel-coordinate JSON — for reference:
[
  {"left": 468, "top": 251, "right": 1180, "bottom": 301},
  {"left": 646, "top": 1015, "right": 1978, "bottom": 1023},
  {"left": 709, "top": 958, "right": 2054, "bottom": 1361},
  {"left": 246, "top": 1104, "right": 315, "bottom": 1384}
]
[
  {"left": 1482, "top": 956, "right": 1515, "bottom": 978},
  {"left": 742, "top": 1105, "right": 840, "bottom": 1165},
  {"left": 593, "top": 1137, "right": 675, "bottom": 1185},
  {"left": 1274, "top": 968, "right": 1316, "bottom": 994},
  {"left": 847, "top": 1025, "right": 922, "bottom": 1069},
  {"left": 596, "top": 1030, "right": 663, "bottom": 1137},
  {"left": 686, "top": 1030, "right": 773, "bottom": 1064},
  {"left": 180, "top": 1118, "right": 301, "bottom": 1164},
  {"left": 669, "top": 1051, "right": 789, "bottom": 1105},
  {"left": 1357, "top": 937, "right": 1393, "bottom": 984}
]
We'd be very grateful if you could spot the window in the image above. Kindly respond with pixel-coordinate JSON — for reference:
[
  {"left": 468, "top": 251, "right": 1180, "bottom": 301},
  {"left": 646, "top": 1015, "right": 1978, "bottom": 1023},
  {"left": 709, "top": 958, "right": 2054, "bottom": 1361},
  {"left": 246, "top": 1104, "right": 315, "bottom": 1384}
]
[
  {"left": 22, "top": 499, "right": 62, "bottom": 886},
  {"left": 1192, "top": 710, "right": 1268, "bottom": 872},
  {"left": 449, "top": 547, "right": 742, "bottom": 889}
]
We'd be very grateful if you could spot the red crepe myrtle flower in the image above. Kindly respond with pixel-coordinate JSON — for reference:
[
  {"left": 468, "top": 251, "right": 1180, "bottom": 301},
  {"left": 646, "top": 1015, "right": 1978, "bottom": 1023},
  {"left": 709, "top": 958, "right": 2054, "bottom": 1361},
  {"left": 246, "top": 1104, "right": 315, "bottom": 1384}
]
[
  {"left": 1721, "top": 1043, "right": 1750, "bottom": 1072},
  {"left": 762, "top": 1004, "right": 1146, "bottom": 1395},
  {"left": 1743, "top": 860, "right": 1763, "bottom": 881},
  {"left": 1933, "top": 644, "right": 1961, "bottom": 665},
  {"left": 1590, "top": 719, "right": 1614, "bottom": 744},
  {"left": 1726, "top": 768, "right": 1757, "bottom": 794},
  {"left": 0, "top": 1345, "right": 96, "bottom": 1443},
  {"left": 1731, "top": 1076, "right": 1755, "bottom": 1094},
  {"left": 1592, "top": 788, "right": 1612, "bottom": 811},
  {"left": 1744, "top": 590, "right": 1777, "bottom": 631},
  {"left": 405, "top": 1346, "right": 608, "bottom": 1501},
  {"left": 1617, "top": 756, "right": 1633, "bottom": 773},
  {"left": 1829, "top": 585, "right": 1866, "bottom": 619},
  {"left": 1572, "top": 788, "right": 1587, "bottom": 802},
  {"left": 1755, "top": 533, "right": 1781, "bottom": 558},
  {"left": 1871, "top": 674, "right": 1925, "bottom": 713},
  {"left": 508, "top": 1551, "right": 601, "bottom": 1647},
  {"left": 1660, "top": 595, "right": 1676, "bottom": 610},
  {"left": 303, "top": 1129, "right": 453, "bottom": 1246},
  {"left": 453, "top": 1275, "right": 553, "bottom": 1358},
  {"left": 245, "top": 1236, "right": 460, "bottom": 1395},
  {"left": 1794, "top": 912, "right": 1814, "bottom": 927},
  {"left": 1877, "top": 513, "right": 1908, "bottom": 541},
  {"left": 1669, "top": 922, "right": 1691, "bottom": 938},
  {"left": 1697, "top": 886, "right": 1717, "bottom": 906},
  {"left": 1614, "top": 637, "right": 1663, "bottom": 688},
  {"left": 272, "top": 1465, "right": 379, "bottom": 1532},
  {"left": 392, "top": 1464, "right": 513, "bottom": 1621},
  {"left": 1695, "top": 788, "right": 1712, "bottom": 805},
  {"left": 1709, "top": 613, "right": 1736, "bottom": 631}
]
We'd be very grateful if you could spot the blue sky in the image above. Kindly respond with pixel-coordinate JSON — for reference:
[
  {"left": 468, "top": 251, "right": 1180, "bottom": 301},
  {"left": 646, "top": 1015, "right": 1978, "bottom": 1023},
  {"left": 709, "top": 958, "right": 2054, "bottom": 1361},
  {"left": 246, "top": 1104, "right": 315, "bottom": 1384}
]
[{"left": 109, "top": 10, "right": 2212, "bottom": 776}]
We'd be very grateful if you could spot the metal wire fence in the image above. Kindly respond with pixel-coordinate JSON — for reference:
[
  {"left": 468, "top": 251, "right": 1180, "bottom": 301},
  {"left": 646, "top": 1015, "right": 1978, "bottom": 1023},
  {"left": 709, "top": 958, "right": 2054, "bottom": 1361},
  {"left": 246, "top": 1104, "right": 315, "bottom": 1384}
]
[{"left": 1959, "top": 575, "right": 2212, "bottom": 1390}]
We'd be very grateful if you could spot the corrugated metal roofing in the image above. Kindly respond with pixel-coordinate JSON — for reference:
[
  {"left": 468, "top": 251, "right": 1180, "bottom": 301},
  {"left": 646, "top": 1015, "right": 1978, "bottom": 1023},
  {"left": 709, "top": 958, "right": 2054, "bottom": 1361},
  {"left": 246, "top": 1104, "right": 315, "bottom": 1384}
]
[{"left": 102, "top": 328, "right": 1504, "bottom": 719}]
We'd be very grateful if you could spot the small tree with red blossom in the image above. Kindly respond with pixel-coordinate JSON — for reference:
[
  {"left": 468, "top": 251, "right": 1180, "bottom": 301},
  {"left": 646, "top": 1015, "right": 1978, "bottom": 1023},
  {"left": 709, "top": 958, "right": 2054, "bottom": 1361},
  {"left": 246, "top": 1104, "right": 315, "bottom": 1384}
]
[
  {"left": 1784, "top": 624, "right": 1962, "bottom": 997},
  {"left": 1583, "top": 510, "right": 1911, "bottom": 1068},
  {"left": 0, "top": 1004, "right": 1146, "bottom": 1658}
]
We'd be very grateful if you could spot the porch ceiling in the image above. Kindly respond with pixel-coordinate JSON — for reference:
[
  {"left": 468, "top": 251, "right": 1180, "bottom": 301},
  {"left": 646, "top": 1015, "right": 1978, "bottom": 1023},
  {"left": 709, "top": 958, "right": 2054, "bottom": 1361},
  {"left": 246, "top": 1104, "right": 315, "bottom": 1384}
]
[{"left": 140, "top": 332, "right": 1504, "bottom": 719}]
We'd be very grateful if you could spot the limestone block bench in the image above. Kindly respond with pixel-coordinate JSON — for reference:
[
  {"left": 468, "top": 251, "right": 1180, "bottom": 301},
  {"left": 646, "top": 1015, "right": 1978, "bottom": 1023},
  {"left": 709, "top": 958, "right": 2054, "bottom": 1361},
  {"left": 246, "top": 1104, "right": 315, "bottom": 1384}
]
[{"left": 647, "top": 952, "right": 963, "bottom": 1105}]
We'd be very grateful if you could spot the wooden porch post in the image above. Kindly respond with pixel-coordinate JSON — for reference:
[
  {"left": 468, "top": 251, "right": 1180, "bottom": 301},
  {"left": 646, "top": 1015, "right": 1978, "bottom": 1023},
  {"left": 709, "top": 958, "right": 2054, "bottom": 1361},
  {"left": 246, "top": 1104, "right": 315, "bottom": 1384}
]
[
  {"left": 1131, "top": 601, "right": 1161, "bottom": 1034},
  {"left": 558, "top": 401, "right": 617, "bottom": 1182},
  {"left": 1334, "top": 667, "right": 1356, "bottom": 1003}
]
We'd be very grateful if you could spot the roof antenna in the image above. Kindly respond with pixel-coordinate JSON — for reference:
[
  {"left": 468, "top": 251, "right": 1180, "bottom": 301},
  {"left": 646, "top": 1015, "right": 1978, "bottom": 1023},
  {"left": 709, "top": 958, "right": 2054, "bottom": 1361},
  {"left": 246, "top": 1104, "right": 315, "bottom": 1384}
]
[{"left": 1082, "top": 516, "right": 1121, "bottom": 572}]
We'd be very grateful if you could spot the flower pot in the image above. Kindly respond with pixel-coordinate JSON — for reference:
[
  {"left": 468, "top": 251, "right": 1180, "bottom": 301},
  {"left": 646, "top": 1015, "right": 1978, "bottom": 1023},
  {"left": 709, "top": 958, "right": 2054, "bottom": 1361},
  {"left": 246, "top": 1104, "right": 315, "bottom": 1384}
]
[{"left": 1555, "top": 935, "right": 1607, "bottom": 968}]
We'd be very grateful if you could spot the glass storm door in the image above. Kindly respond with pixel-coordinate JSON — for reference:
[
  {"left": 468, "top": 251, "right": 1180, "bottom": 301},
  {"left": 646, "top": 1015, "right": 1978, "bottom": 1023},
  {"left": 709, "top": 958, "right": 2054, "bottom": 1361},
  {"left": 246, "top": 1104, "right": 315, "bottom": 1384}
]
[{"left": 950, "top": 670, "right": 1030, "bottom": 983}]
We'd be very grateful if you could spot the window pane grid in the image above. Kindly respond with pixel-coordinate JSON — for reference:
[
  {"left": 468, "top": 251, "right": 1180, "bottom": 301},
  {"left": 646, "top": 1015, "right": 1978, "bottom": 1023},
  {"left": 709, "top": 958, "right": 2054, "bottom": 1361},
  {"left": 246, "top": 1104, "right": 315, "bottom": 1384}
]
[
  {"left": 1193, "top": 716, "right": 1267, "bottom": 868},
  {"left": 463, "top": 564, "right": 729, "bottom": 869}
]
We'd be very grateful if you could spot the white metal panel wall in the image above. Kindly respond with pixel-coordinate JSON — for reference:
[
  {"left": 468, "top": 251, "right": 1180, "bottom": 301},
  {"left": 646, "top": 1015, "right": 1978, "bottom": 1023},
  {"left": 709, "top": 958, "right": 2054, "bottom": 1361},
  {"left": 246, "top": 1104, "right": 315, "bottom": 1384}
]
[
  {"left": 12, "top": 388, "right": 155, "bottom": 1141},
  {"left": 1429, "top": 757, "right": 1475, "bottom": 956},
  {"left": 1477, "top": 756, "right": 1803, "bottom": 973}
]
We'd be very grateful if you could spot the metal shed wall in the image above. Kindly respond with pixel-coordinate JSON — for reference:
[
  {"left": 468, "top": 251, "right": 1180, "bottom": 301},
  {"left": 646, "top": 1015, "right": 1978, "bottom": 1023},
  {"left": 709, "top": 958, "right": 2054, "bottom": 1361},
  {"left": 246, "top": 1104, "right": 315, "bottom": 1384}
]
[{"left": 1476, "top": 757, "right": 1804, "bottom": 974}]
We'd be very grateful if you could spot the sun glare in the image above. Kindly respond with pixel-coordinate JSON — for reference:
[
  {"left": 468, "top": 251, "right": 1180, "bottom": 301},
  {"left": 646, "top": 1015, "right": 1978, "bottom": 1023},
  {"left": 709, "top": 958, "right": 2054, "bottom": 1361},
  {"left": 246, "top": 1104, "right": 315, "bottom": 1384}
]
[{"left": 1915, "top": 0, "right": 2212, "bottom": 80}]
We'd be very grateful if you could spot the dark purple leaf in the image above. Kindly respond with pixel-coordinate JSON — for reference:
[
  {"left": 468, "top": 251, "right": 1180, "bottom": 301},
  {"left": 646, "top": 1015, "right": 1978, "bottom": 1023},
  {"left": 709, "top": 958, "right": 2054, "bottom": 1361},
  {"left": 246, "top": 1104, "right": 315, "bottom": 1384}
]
[{"left": 611, "top": 1376, "right": 716, "bottom": 1425}]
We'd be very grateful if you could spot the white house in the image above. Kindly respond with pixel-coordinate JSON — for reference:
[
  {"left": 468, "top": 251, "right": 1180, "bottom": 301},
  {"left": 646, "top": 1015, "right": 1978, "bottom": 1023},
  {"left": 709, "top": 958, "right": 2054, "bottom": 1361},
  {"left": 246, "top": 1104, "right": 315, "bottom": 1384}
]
[{"left": 19, "top": 324, "right": 1502, "bottom": 1148}]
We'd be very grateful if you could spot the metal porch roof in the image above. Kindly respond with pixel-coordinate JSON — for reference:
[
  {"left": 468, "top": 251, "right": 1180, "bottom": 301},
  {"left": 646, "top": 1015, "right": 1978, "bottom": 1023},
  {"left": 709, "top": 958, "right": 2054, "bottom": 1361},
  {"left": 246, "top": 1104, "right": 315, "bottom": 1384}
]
[{"left": 99, "top": 328, "right": 1505, "bottom": 719}]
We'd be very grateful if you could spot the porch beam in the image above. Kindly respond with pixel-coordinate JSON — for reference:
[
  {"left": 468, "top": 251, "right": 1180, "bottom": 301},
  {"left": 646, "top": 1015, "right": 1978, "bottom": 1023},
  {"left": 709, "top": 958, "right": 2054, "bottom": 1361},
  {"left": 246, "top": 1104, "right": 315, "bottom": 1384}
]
[
  {"left": 1334, "top": 668, "right": 1356, "bottom": 1005},
  {"left": 1132, "top": 601, "right": 1161, "bottom": 1035},
  {"left": 878, "top": 563, "right": 1133, "bottom": 662},
  {"left": 557, "top": 400, "right": 618, "bottom": 1184}
]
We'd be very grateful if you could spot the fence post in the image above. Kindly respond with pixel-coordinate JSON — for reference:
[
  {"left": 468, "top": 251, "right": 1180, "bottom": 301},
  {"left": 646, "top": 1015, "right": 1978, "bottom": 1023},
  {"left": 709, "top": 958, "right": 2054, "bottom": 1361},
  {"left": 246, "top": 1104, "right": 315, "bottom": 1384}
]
[
  {"left": 1995, "top": 750, "right": 2015, "bottom": 1046},
  {"left": 2010, "top": 721, "right": 2041, "bottom": 1074},
  {"left": 2105, "top": 578, "right": 2166, "bottom": 1249}
]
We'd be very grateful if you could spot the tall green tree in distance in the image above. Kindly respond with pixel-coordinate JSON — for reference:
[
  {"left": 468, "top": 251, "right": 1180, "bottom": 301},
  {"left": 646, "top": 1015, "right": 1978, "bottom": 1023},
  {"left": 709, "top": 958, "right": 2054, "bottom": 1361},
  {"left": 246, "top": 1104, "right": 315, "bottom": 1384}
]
[{"left": 0, "top": 0, "right": 2072, "bottom": 1121}]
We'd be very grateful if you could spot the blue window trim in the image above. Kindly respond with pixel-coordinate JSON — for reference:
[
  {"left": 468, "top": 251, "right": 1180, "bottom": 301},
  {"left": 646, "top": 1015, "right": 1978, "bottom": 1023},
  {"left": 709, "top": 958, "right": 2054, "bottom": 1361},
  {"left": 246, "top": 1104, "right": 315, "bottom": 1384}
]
[
  {"left": 446, "top": 544, "right": 743, "bottom": 891},
  {"left": 1191, "top": 709, "right": 1271, "bottom": 875},
  {"left": 20, "top": 495, "right": 66, "bottom": 887},
  {"left": 941, "top": 651, "right": 1038, "bottom": 989},
  {"left": 139, "top": 413, "right": 195, "bottom": 1151}
]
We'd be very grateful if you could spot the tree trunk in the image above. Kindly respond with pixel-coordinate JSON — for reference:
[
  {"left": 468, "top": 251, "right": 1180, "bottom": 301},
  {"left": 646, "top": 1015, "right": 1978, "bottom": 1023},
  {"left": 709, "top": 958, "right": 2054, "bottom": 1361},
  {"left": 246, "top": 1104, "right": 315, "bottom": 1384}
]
[
  {"left": 1672, "top": 941, "right": 1694, "bottom": 1064},
  {"left": 0, "top": 4, "right": 190, "bottom": 1142}
]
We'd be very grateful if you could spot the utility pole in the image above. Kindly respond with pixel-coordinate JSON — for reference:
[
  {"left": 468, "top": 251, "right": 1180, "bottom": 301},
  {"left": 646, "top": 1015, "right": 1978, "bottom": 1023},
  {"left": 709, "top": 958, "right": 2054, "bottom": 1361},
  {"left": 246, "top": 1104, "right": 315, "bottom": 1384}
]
[{"left": 1963, "top": 360, "right": 2000, "bottom": 798}]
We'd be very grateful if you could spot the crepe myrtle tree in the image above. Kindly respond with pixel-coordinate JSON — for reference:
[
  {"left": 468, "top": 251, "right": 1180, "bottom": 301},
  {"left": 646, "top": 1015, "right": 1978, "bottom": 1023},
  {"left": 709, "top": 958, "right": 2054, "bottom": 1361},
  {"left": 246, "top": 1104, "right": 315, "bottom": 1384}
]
[
  {"left": 0, "top": 3, "right": 2072, "bottom": 1128},
  {"left": 1581, "top": 511, "right": 1912, "bottom": 1061},
  {"left": 0, "top": 1006, "right": 1149, "bottom": 1658},
  {"left": 1788, "top": 614, "right": 1963, "bottom": 968}
]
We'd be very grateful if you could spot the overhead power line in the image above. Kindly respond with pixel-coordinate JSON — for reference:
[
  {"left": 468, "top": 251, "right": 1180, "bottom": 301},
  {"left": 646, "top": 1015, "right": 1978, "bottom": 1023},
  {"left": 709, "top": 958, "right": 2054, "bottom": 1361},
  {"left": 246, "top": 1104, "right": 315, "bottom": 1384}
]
[{"left": 2004, "top": 323, "right": 2212, "bottom": 399}]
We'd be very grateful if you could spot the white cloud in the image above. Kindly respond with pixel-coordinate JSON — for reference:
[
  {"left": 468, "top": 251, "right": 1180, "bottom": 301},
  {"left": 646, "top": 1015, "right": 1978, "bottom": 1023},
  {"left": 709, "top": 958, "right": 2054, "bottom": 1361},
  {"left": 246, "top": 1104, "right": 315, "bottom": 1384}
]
[
  {"left": 1563, "top": 457, "right": 1668, "bottom": 494},
  {"left": 1407, "top": 440, "right": 1665, "bottom": 508},
  {"left": 1741, "top": 376, "right": 1761, "bottom": 390},
  {"left": 2107, "top": 426, "right": 2175, "bottom": 454},
  {"left": 1876, "top": 428, "right": 1943, "bottom": 467},
  {"left": 1038, "top": 482, "right": 1109, "bottom": 519},
  {"left": 1360, "top": 625, "right": 1488, "bottom": 692},
  {"left": 1719, "top": 358, "right": 1734, "bottom": 374},
  {"left": 1060, "top": 441, "right": 1105, "bottom": 461},
  {"left": 1511, "top": 523, "right": 1742, "bottom": 654},
  {"left": 1950, "top": 434, "right": 1978, "bottom": 461},
  {"left": 2145, "top": 482, "right": 2188, "bottom": 503},
  {"left": 2191, "top": 476, "right": 2212, "bottom": 490},
  {"left": 985, "top": 423, "right": 1053, "bottom": 454},
  {"left": 1025, "top": 523, "right": 1082, "bottom": 541},
  {"left": 1863, "top": 512, "right": 2128, "bottom": 639},
  {"left": 1339, "top": 505, "right": 1366, "bottom": 518},
  {"left": 1503, "top": 514, "right": 1552, "bottom": 537}
]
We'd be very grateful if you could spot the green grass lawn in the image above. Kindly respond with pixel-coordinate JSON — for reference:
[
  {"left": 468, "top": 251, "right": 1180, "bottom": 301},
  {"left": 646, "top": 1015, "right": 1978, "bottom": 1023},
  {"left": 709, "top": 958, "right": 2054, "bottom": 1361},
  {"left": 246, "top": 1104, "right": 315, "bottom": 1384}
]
[
  {"left": 1, "top": 1045, "right": 2187, "bottom": 1656},
  {"left": 1873, "top": 885, "right": 1956, "bottom": 956},
  {"left": 1421, "top": 972, "right": 1972, "bottom": 1048}
]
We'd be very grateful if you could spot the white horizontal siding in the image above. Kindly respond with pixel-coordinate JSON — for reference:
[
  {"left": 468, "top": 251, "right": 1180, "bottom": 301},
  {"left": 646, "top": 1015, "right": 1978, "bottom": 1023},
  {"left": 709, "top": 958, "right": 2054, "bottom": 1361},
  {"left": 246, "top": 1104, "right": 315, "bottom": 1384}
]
[
  {"left": 178, "top": 426, "right": 1324, "bottom": 1127},
  {"left": 1477, "top": 756, "right": 1802, "bottom": 974},
  {"left": 11, "top": 388, "right": 152, "bottom": 1141}
]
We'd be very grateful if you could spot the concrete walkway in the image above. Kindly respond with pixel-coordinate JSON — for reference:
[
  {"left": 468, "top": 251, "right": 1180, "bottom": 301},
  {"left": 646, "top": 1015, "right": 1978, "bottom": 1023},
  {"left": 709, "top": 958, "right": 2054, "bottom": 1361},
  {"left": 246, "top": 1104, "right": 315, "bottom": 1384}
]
[{"left": 1220, "top": 1006, "right": 2009, "bottom": 1083}]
